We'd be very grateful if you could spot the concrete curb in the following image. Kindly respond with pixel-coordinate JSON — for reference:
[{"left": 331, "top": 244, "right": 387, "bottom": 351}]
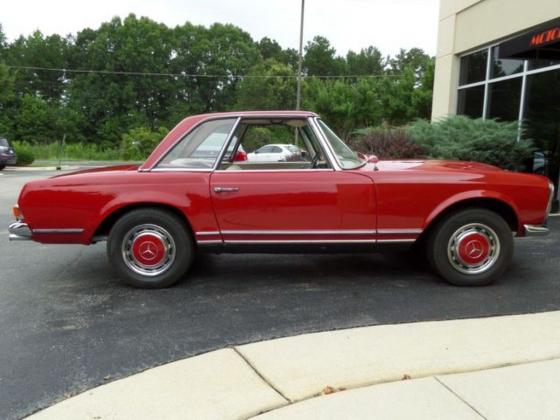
[{"left": 27, "top": 311, "right": 560, "bottom": 419}]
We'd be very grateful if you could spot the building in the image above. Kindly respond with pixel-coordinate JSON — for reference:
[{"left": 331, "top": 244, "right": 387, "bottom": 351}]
[{"left": 432, "top": 0, "right": 560, "bottom": 209}]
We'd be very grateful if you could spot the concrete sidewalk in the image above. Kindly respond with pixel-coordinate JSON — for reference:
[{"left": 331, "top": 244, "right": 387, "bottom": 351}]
[
  {"left": 27, "top": 311, "right": 560, "bottom": 420},
  {"left": 254, "top": 359, "right": 560, "bottom": 419}
]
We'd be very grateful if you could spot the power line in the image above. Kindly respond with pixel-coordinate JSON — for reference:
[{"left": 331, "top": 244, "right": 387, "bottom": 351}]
[{"left": 5, "top": 65, "right": 407, "bottom": 79}]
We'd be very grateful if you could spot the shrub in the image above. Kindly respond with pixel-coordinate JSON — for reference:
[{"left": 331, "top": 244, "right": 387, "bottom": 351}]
[
  {"left": 349, "top": 126, "right": 427, "bottom": 159},
  {"left": 62, "top": 143, "right": 120, "bottom": 161},
  {"left": 12, "top": 141, "right": 35, "bottom": 166},
  {"left": 120, "top": 127, "right": 169, "bottom": 161},
  {"left": 11, "top": 141, "right": 120, "bottom": 161},
  {"left": 408, "top": 116, "right": 534, "bottom": 170}
]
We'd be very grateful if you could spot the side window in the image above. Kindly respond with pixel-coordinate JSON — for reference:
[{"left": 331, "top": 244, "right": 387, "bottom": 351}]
[
  {"left": 257, "top": 145, "right": 274, "bottom": 154},
  {"left": 219, "top": 119, "right": 331, "bottom": 170},
  {"left": 156, "top": 119, "right": 236, "bottom": 169}
]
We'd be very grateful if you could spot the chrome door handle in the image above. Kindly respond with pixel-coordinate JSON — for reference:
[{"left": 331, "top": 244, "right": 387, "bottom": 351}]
[{"left": 214, "top": 187, "right": 240, "bottom": 193}]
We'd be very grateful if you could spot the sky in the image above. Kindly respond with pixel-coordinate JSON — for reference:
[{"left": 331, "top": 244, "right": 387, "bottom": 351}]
[{"left": 1, "top": 0, "right": 440, "bottom": 57}]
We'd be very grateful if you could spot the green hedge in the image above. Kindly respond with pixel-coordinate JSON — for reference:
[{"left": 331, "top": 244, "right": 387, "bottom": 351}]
[
  {"left": 408, "top": 116, "right": 534, "bottom": 170},
  {"left": 11, "top": 141, "right": 35, "bottom": 166}
]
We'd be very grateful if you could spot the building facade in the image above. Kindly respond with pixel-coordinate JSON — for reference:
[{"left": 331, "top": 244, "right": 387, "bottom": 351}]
[{"left": 432, "top": 0, "right": 560, "bottom": 207}]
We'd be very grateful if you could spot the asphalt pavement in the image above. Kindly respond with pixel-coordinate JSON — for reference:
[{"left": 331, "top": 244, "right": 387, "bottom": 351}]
[{"left": 1, "top": 168, "right": 559, "bottom": 420}]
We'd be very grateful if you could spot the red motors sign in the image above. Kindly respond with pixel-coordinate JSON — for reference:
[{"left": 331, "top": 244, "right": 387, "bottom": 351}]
[
  {"left": 499, "top": 18, "right": 560, "bottom": 59},
  {"left": 530, "top": 27, "right": 560, "bottom": 47}
]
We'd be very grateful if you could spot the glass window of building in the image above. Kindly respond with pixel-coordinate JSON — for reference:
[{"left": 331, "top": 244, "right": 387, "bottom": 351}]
[
  {"left": 528, "top": 55, "right": 560, "bottom": 70},
  {"left": 459, "top": 50, "right": 488, "bottom": 85},
  {"left": 522, "top": 69, "right": 560, "bottom": 180},
  {"left": 490, "top": 46, "right": 524, "bottom": 78},
  {"left": 457, "top": 86, "right": 485, "bottom": 118},
  {"left": 487, "top": 78, "right": 523, "bottom": 121}
]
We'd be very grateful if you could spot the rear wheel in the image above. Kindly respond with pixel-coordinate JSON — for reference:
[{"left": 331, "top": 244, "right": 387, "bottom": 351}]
[
  {"left": 0, "top": 164, "right": 5, "bottom": 171},
  {"left": 107, "top": 208, "right": 193, "bottom": 288},
  {"left": 427, "top": 208, "right": 513, "bottom": 286}
]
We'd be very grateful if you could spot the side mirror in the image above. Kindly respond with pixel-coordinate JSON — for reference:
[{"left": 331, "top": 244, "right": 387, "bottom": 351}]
[
  {"left": 367, "top": 154, "right": 379, "bottom": 164},
  {"left": 233, "top": 150, "right": 248, "bottom": 162}
]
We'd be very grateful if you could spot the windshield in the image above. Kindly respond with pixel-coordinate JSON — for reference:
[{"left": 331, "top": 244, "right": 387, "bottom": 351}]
[{"left": 317, "top": 120, "right": 364, "bottom": 169}]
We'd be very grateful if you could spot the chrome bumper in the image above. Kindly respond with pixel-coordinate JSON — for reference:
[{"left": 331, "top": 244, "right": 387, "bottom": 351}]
[
  {"left": 8, "top": 221, "right": 32, "bottom": 241},
  {"left": 523, "top": 224, "right": 550, "bottom": 237}
]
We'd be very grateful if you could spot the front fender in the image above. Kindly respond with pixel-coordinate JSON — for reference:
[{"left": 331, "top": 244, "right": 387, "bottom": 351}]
[{"left": 423, "top": 189, "right": 520, "bottom": 231}]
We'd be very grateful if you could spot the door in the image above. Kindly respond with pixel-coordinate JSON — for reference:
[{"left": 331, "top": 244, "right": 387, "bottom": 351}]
[{"left": 210, "top": 170, "right": 376, "bottom": 244}]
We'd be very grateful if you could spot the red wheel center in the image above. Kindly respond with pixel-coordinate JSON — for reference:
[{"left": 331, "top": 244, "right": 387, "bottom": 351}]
[
  {"left": 457, "top": 232, "right": 490, "bottom": 266},
  {"left": 131, "top": 233, "right": 166, "bottom": 267}
]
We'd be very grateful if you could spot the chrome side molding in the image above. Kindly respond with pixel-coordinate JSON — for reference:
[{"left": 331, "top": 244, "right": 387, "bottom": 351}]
[{"left": 33, "top": 228, "right": 84, "bottom": 234}]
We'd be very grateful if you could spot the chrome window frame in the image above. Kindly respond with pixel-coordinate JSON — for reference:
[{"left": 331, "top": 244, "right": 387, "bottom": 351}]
[
  {"left": 312, "top": 117, "right": 365, "bottom": 170},
  {"left": 145, "top": 116, "right": 240, "bottom": 172},
  {"left": 215, "top": 116, "right": 338, "bottom": 173}
]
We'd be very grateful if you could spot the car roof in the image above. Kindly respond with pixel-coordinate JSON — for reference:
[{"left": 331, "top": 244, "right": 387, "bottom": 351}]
[
  {"left": 196, "top": 110, "right": 318, "bottom": 119},
  {"left": 140, "top": 110, "right": 318, "bottom": 170}
]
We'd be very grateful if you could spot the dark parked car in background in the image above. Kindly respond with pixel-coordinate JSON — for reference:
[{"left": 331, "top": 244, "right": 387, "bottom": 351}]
[{"left": 0, "top": 138, "right": 17, "bottom": 170}]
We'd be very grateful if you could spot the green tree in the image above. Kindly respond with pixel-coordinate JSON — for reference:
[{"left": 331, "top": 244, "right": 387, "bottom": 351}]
[
  {"left": 0, "top": 23, "right": 6, "bottom": 55},
  {"left": 0, "top": 63, "right": 16, "bottom": 136},
  {"left": 169, "top": 22, "right": 260, "bottom": 116},
  {"left": 67, "top": 15, "right": 175, "bottom": 145},
  {"left": 6, "top": 31, "right": 70, "bottom": 100},
  {"left": 236, "top": 59, "right": 296, "bottom": 110},
  {"left": 378, "top": 48, "right": 434, "bottom": 124},
  {"left": 304, "top": 71, "right": 389, "bottom": 138},
  {"left": 10, "top": 94, "right": 60, "bottom": 143},
  {"left": 257, "top": 37, "right": 298, "bottom": 68},
  {"left": 346, "top": 46, "right": 386, "bottom": 76},
  {"left": 304, "top": 36, "right": 345, "bottom": 77}
]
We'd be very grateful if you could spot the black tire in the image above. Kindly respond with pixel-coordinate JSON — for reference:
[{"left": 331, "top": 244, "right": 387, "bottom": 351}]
[
  {"left": 107, "top": 208, "right": 194, "bottom": 288},
  {"left": 0, "top": 164, "right": 5, "bottom": 171},
  {"left": 427, "top": 208, "right": 513, "bottom": 286}
]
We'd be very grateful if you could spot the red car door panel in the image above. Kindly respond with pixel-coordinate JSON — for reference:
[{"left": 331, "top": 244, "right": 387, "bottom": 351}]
[{"left": 210, "top": 170, "right": 376, "bottom": 241}]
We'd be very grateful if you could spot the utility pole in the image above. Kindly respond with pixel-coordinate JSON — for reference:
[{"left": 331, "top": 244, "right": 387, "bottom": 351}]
[{"left": 296, "top": 0, "right": 305, "bottom": 110}]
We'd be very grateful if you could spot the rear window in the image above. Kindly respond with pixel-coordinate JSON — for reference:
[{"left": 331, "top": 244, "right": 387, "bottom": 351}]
[
  {"left": 0, "top": 138, "right": 8, "bottom": 147},
  {"left": 156, "top": 118, "right": 236, "bottom": 169}
]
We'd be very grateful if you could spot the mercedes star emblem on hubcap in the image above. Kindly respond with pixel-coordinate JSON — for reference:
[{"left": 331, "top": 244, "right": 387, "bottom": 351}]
[
  {"left": 465, "top": 240, "right": 484, "bottom": 259},
  {"left": 139, "top": 241, "right": 157, "bottom": 261}
]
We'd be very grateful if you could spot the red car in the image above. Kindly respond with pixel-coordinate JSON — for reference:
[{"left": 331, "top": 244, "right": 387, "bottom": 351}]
[{"left": 9, "top": 111, "right": 554, "bottom": 288}]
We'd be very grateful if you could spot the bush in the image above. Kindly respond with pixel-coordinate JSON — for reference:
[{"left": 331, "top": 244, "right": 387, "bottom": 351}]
[
  {"left": 349, "top": 126, "right": 427, "bottom": 159},
  {"left": 408, "top": 116, "right": 535, "bottom": 170},
  {"left": 12, "top": 141, "right": 35, "bottom": 166},
  {"left": 121, "top": 127, "right": 169, "bottom": 161}
]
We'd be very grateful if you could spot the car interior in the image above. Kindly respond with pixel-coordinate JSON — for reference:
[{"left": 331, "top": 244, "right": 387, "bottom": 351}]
[
  {"left": 156, "top": 117, "right": 332, "bottom": 170},
  {"left": 219, "top": 118, "right": 331, "bottom": 171}
]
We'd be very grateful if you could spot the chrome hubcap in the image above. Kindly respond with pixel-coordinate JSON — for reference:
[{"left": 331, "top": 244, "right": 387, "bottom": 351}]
[
  {"left": 447, "top": 223, "right": 500, "bottom": 275},
  {"left": 122, "top": 224, "right": 175, "bottom": 277}
]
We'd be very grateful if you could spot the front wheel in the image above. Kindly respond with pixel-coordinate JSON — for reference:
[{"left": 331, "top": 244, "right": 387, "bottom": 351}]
[
  {"left": 427, "top": 208, "right": 513, "bottom": 286},
  {"left": 107, "top": 208, "right": 194, "bottom": 288},
  {"left": 0, "top": 164, "right": 5, "bottom": 171}
]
